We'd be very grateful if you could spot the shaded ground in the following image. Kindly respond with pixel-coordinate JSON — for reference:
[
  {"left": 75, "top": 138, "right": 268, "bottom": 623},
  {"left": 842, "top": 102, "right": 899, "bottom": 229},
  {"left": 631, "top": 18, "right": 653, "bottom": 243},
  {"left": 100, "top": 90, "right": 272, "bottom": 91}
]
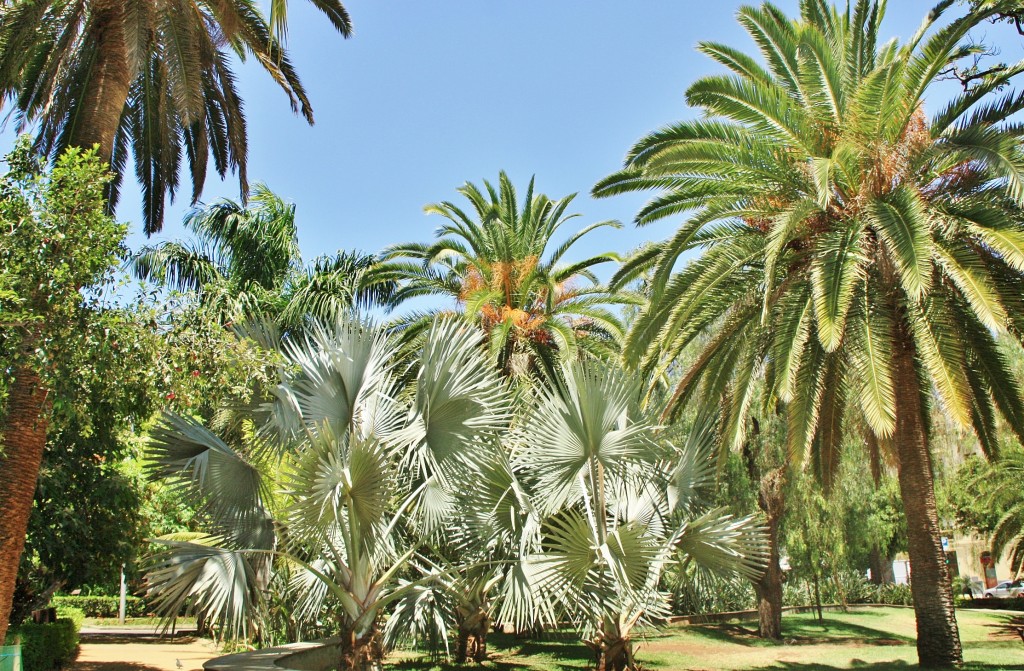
[
  {"left": 71, "top": 633, "right": 220, "bottom": 671},
  {"left": 389, "top": 607, "right": 1024, "bottom": 670},
  {"left": 68, "top": 608, "right": 1024, "bottom": 671}
]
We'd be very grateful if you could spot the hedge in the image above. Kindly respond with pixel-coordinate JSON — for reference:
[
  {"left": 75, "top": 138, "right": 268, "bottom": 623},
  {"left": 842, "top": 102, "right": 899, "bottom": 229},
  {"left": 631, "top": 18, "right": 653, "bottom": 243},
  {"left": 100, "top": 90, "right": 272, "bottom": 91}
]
[
  {"left": 49, "top": 595, "right": 146, "bottom": 618},
  {"left": 959, "top": 596, "right": 1024, "bottom": 611},
  {"left": 4, "top": 617, "right": 79, "bottom": 671}
]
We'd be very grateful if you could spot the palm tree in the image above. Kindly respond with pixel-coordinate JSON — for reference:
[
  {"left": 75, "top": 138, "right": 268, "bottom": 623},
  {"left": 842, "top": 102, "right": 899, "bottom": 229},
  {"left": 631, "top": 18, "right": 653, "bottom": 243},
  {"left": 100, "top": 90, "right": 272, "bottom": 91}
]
[
  {"left": 975, "top": 449, "right": 1024, "bottom": 574},
  {"left": 511, "top": 362, "right": 765, "bottom": 671},
  {"left": 145, "top": 317, "right": 512, "bottom": 669},
  {"left": 0, "top": 0, "right": 351, "bottom": 235},
  {"left": 384, "top": 172, "right": 633, "bottom": 378},
  {"left": 594, "top": 1, "right": 1024, "bottom": 666},
  {"left": 383, "top": 449, "right": 542, "bottom": 664},
  {"left": 133, "top": 184, "right": 396, "bottom": 325},
  {"left": 379, "top": 362, "right": 766, "bottom": 671}
]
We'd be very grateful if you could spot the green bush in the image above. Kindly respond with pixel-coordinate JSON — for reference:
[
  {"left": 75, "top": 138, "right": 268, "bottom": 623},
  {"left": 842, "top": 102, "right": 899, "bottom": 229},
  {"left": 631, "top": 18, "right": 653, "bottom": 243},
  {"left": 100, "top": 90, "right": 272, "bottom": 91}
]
[
  {"left": 4, "top": 618, "right": 79, "bottom": 671},
  {"left": 873, "top": 583, "right": 913, "bottom": 606},
  {"left": 50, "top": 595, "right": 145, "bottom": 618},
  {"left": 960, "top": 596, "right": 1024, "bottom": 611},
  {"left": 54, "top": 607, "right": 84, "bottom": 632}
]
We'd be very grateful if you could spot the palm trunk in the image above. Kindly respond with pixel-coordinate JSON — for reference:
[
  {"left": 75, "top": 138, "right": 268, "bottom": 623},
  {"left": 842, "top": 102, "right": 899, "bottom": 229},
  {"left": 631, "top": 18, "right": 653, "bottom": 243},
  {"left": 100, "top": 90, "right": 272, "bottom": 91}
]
[
  {"left": 866, "top": 432, "right": 895, "bottom": 585},
  {"left": 588, "top": 632, "right": 633, "bottom": 671},
  {"left": 869, "top": 545, "right": 895, "bottom": 585},
  {"left": 753, "top": 467, "right": 785, "bottom": 640},
  {"left": 69, "top": 2, "right": 132, "bottom": 163},
  {"left": 0, "top": 6, "right": 130, "bottom": 642},
  {"left": 338, "top": 627, "right": 383, "bottom": 671},
  {"left": 0, "top": 364, "right": 51, "bottom": 643},
  {"left": 455, "top": 608, "right": 489, "bottom": 664},
  {"left": 892, "top": 327, "right": 962, "bottom": 668}
]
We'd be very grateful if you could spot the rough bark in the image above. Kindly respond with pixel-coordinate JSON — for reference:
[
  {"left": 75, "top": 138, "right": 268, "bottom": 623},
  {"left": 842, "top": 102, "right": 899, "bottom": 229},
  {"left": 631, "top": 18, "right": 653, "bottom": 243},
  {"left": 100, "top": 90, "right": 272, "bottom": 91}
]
[
  {"left": 865, "top": 431, "right": 895, "bottom": 585},
  {"left": 588, "top": 632, "right": 633, "bottom": 671},
  {"left": 869, "top": 545, "right": 895, "bottom": 585},
  {"left": 753, "top": 467, "right": 786, "bottom": 640},
  {"left": 69, "top": 2, "right": 132, "bottom": 163},
  {"left": 0, "top": 364, "right": 51, "bottom": 642},
  {"left": 338, "top": 627, "right": 383, "bottom": 671},
  {"left": 892, "top": 328, "right": 963, "bottom": 668},
  {"left": 455, "top": 609, "right": 489, "bottom": 664}
]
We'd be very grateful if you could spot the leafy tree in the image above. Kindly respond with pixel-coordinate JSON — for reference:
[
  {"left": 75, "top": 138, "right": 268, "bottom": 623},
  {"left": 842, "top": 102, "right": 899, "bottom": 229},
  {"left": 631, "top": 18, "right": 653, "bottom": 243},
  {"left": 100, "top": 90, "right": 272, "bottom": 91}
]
[
  {"left": 133, "top": 184, "right": 396, "bottom": 326},
  {"left": 11, "top": 310, "right": 158, "bottom": 623},
  {"left": 0, "top": 138, "right": 127, "bottom": 642},
  {"left": 385, "top": 172, "right": 632, "bottom": 378},
  {"left": 594, "top": 2, "right": 1024, "bottom": 666},
  {"left": 0, "top": 0, "right": 351, "bottom": 234}
]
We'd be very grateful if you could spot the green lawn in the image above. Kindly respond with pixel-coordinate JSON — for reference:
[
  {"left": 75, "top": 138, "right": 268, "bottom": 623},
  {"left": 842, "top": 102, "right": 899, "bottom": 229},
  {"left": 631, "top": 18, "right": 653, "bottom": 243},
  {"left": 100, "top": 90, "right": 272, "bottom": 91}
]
[
  {"left": 81, "top": 616, "right": 198, "bottom": 628},
  {"left": 388, "top": 607, "right": 1024, "bottom": 670}
]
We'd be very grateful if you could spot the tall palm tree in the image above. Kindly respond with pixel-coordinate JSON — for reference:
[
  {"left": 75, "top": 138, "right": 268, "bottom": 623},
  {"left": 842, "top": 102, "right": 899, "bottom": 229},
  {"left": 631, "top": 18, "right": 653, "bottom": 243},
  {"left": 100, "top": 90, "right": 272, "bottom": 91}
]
[
  {"left": 0, "top": 0, "right": 351, "bottom": 235},
  {"left": 133, "top": 184, "right": 396, "bottom": 325},
  {"left": 594, "top": 1, "right": 1024, "bottom": 666},
  {"left": 146, "top": 318, "right": 513, "bottom": 669},
  {"left": 384, "top": 172, "right": 633, "bottom": 378}
]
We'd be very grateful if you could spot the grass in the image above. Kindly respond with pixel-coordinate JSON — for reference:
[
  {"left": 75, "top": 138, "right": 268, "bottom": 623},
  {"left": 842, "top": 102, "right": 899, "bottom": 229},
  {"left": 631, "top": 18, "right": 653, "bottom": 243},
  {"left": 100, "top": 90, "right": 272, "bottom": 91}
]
[
  {"left": 386, "top": 607, "right": 1024, "bottom": 670},
  {"left": 82, "top": 616, "right": 197, "bottom": 628}
]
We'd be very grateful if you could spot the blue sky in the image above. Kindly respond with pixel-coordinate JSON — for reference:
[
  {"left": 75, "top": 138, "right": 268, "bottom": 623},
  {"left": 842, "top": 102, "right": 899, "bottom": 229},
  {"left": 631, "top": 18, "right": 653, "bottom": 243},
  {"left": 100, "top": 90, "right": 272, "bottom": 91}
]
[{"left": 11, "top": 1, "right": 1024, "bottom": 285}]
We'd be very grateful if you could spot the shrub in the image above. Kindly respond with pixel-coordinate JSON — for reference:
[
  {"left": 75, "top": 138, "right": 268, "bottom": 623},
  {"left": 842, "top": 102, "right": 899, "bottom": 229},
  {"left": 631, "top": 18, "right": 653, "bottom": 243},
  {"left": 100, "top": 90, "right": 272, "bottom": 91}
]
[
  {"left": 54, "top": 607, "right": 84, "bottom": 631},
  {"left": 4, "top": 618, "right": 79, "bottom": 671},
  {"left": 873, "top": 583, "right": 913, "bottom": 606},
  {"left": 50, "top": 595, "right": 145, "bottom": 618},
  {"left": 960, "top": 596, "right": 1024, "bottom": 611}
]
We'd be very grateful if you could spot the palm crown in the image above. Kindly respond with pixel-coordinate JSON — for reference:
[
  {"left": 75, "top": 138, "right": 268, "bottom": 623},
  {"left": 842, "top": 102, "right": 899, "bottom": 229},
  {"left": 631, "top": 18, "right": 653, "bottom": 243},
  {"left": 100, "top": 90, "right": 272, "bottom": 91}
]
[
  {"left": 385, "top": 172, "right": 633, "bottom": 377},
  {"left": 133, "top": 185, "right": 396, "bottom": 326},
  {"left": 594, "top": 1, "right": 1024, "bottom": 666},
  {"left": 0, "top": 0, "right": 351, "bottom": 233}
]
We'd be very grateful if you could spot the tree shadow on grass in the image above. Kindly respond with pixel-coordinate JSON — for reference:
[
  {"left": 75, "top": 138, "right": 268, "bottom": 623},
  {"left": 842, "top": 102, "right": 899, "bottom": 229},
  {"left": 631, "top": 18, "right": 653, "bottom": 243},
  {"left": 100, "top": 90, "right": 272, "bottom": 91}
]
[
  {"left": 389, "top": 660, "right": 525, "bottom": 671},
  {"left": 746, "top": 663, "right": 1024, "bottom": 671},
  {"left": 671, "top": 617, "right": 914, "bottom": 649},
  {"left": 389, "top": 632, "right": 592, "bottom": 671}
]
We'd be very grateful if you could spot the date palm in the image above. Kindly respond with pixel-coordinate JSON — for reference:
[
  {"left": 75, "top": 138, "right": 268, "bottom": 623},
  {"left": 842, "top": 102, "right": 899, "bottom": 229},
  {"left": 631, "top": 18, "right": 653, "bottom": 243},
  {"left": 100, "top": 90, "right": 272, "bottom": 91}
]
[
  {"left": 385, "top": 172, "right": 632, "bottom": 378},
  {"left": 0, "top": 0, "right": 351, "bottom": 235},
  {"left": 145, "top": 317, "right": 512, "bottom": 669},
  {"left": 133, "top": 184, "right": 396, "bottom": 325},
  {"left": 594, "top": 1, "right": 1024, "bottom": 666}
]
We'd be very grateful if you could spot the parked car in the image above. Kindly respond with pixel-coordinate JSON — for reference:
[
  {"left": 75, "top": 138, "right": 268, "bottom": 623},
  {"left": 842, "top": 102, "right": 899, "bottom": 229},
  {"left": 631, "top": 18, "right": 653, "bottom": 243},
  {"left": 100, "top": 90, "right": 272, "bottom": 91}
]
[{"left": 983, "top": 579, "right": 1024, "bottom": 598}]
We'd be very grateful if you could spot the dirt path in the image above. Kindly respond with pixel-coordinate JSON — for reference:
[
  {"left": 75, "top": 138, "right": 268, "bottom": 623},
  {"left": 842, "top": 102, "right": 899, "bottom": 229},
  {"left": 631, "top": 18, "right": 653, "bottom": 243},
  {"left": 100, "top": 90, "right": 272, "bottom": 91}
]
[{"left": 71, "top": 635, "right": 222, "bottom": 671}]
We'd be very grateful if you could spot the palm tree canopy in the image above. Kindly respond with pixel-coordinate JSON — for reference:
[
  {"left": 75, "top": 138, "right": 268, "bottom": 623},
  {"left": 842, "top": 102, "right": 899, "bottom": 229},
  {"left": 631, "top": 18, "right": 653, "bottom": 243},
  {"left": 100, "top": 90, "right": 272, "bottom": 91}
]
[
  {"left": 132, "top": 184, "right": 396, "bottom": 324},
  {"left": 594, "top": 0, "right": 1024, "bottom": 485},
  {"left": 0, "top": 0, "right": 351, "bottom": 234},
  {"left": 145, "top": 317, "right": 513, "bottom": 641},
  {"left": 385, "top": 171, "right": 635, "bottom": 376}
]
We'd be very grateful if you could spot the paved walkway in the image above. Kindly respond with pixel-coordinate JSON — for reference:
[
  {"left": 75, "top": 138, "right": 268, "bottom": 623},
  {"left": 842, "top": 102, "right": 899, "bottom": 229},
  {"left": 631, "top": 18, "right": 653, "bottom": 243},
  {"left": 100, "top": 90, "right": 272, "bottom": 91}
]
[{"left": 71, "top": 632, "right": 221, "bottom": 671}]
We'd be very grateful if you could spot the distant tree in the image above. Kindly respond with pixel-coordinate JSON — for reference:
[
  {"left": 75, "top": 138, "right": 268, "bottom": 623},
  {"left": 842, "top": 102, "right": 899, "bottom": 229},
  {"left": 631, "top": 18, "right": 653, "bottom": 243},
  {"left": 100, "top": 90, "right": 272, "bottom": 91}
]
[
  {"left": 0, "top": 0, "right": 352, "bottom": 234},
  {"left": 133, "top": 185, "right": 397, "bottom": 326},
  {"left": 385, "top": 172, "right": 633, "bottom": 378}
]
